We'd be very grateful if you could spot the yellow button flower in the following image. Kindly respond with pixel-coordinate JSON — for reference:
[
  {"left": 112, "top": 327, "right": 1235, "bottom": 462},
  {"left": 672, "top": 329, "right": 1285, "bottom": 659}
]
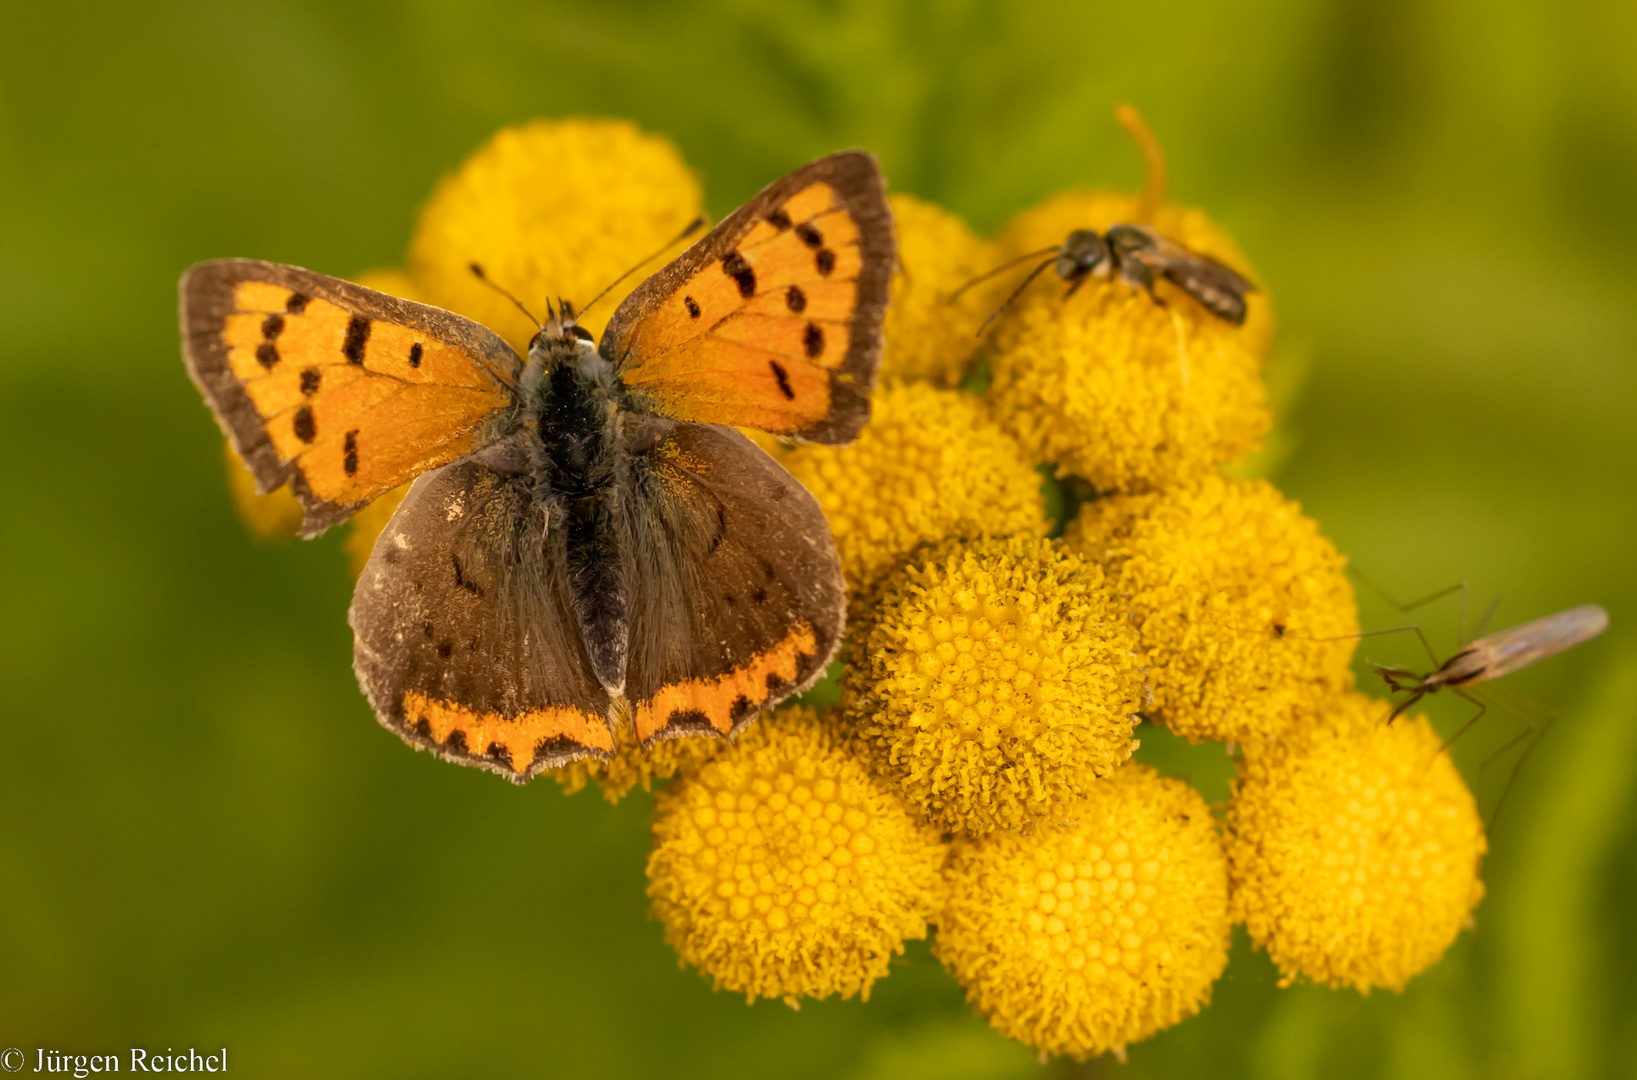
[
  {"left": 983, "top": 191, "right": 1272, "bottom": 493},
  {"left": 845, "top": 535, "right": 1142, "bottom": 833},
  {"left": 409, "top": 117, "right": 702, "bottom": 351},
  {"left": 937, "top": 764, "right": 1230, "bottom": 1061},
  {"left": 647, "top": 705, "right": 945, "bottom": 1006},
  {"left": 1066, "top": 473, "right": 1357, "bottom": 745},
  {"left": 878, "top": 194, "right": 999, "bottom": 386},
  {"left": 1225, "top": 691, "right": 1487, "bottom": 992},
  {"left": 778, "top": 382, "right": 1046, "bottom": 596}
]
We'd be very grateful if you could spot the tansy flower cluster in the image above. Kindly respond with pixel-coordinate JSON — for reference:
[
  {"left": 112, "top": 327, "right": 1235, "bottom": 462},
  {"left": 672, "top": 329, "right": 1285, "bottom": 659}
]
[{"left": 221, "top": 116, "right": 1487, "bottom": 1062}]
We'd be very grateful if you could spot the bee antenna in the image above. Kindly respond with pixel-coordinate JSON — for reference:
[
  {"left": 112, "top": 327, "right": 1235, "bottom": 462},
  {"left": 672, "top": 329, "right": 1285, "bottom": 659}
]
[
  {"left": 973, "top": 256, "right": 1059, "bottom": 337},
  {"left": 946, "top": 247, "right": 1062, "bottom": 303},
  {"left": 469, "top": 262, "right": 543, "bottom": 329},
  {"left": 1114, "top": 103, "right": 1167, "bottom": 224},
  {"left": 577, "top": 215, "right": 708, "bottom": 319}
]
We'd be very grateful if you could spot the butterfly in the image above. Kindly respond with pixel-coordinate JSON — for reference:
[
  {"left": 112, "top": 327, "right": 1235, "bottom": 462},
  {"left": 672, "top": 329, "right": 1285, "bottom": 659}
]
[
  {"left": 180, "top": 151, "right": 894, "bottom": 784},
  {"left": 957, "top": 224, "right": 1255, "bottom": 334}
]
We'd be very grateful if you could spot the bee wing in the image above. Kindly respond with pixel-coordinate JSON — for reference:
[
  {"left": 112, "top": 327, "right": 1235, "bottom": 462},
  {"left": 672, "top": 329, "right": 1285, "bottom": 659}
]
[{"left": 1124, "top": 228, "right": 1255, "bottom": 326}]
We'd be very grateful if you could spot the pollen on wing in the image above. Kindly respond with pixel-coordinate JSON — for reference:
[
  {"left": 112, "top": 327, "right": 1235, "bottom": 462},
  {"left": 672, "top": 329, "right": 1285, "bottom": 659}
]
[
  {"left": 878, "top": 194, "right": 1001, "bottom": 386},
  {"left": 645, "top": 705, "right": 946, "bottom": 1007},
  {"left": 1065, "top": 473, "right": 1357, "bottom": 745},
  {"left": 844, "top": 535, "right": 1143, "bottom": 834},
  {"left": 408, "top": 118, "right": 703, "bottom": 351},
  {"left": 1224, "top": 691, "right": 1487, "bottom": 992},
  {"left": 984, "top": 191, "right": 1272, "bottom": 493},
  {"left": 937, "top": 765, "right": 1231, "bottom": 1062},
  {"left": 777, "top": 382, "right": 1046, "bottom": 596}
]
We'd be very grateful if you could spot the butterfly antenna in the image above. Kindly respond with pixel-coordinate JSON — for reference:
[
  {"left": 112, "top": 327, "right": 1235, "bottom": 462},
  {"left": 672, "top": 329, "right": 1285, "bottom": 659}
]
[
  {"left": 973, "top": 256, "right": 1059, "bottom": 337},
  {"left": 577, "top": 215, "right": 708, "bottom": 319},
  {"left": 469, "top": 262, "right": 543, "bottom": 329},
  {"left": 1114, "top": 103, "right": 1167, "bottom": 223},
  {"left": 947, "top": 246, "right": 1062, "bottom": 302}
]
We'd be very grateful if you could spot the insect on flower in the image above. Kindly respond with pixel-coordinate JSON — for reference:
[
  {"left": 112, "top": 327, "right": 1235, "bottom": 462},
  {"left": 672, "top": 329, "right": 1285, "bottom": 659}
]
[
  {"left": 949, "top": 104, "right": 1256, "bottom": 334},
  {"left": 1374, "top": 604, "right": 1610, "bottom": 721}
]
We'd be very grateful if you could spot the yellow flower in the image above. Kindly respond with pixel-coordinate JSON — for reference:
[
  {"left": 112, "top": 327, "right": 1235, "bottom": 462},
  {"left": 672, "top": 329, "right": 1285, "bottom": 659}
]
[
  {"left": 1225, "top": 691, "right": 1487, "bottom": 992},
  {"left": 778, "top": 383, "right": 1046, "bottom": 596},
  {"left": 647, "top": 705, "right": 945, "bottom": 1006},
  {"left": 409, "top": 118, "right": 702, "bottom": 352},
  {"left": 1065, "top": 474, "right": 1357, "bottom": 745},
  {"left": 222, "top": 440, "right": 303, "bottom": 539},
  {"left": 845, "top": 535, "right": 1142, "bottom": 834},
  {"left": 878, "top": 194, "right": 999, "bottom": 386},
  {"left": 983, "top": 191, "right": 1272, "bottom": 492},
  {"left": 554, "top": 716, "right": 723, "bottom": 803},
  {"left": 937, "top": 764, "right": 1230, "bottom": 1061}
]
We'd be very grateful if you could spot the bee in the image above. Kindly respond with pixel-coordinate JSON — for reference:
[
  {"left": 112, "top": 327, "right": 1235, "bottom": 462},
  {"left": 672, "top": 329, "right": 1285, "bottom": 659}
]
[
  {"left": 1374, "top": 604, "right": 1610, "bottom": 721},
  {"left": 951, "top": 220, "right": 1255, "bottom": 334}
]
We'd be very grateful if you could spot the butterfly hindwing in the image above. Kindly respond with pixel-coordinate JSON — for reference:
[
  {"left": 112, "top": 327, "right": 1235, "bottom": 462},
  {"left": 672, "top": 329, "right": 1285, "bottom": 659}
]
[
  {"left": 619, "top": 418, "right": 845, "bottom": 743},
  {"left": 181, "top": 259, "right": 520, "bottom": 536},
  {"left": 349, "top": 454, "right": 616, "bottom": 783},
  {"left": 600, "top": 151, "right": 893, "bottom": 444}
]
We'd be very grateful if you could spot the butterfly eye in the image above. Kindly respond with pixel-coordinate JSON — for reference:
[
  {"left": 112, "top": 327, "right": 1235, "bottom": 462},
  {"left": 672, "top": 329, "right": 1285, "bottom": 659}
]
[{"left": 570, "top": 325, "right": 595, "bottom": 344}]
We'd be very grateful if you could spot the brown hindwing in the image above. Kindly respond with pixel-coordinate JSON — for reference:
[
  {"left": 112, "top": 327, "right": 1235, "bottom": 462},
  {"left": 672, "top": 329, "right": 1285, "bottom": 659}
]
[
  {"left": 618, "top": 418, "right": 845, "bottom": 744},
  {"left": 350, "top": 458, "right": 615, "bottom": 783},
  {"left": 180, "top": 259, "right": 521, "bottom": 536}
]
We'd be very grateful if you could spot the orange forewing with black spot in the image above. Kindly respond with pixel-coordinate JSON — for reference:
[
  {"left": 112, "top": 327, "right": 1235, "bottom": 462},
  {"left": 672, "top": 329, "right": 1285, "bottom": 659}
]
[
  {"left": 601, "top": 151, "right": 893, "bottom": 444},
  {"left": 181, "top": 259, "right": 520, "bottom": 536}
]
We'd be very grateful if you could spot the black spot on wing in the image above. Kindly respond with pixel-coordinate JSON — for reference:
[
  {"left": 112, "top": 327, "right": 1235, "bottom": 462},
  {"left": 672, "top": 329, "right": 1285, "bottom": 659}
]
[
  {"left": 300, "top": 368, "right": 321, "bottom": 395},
  {"left": 262, "top": 313, "right": 285, "bottom": 339},
  {"left": 451, "top": 554, "right": 483, "bottom": 596},
  {"left": 293, "top": 405, "right": 316, "bottom": 444},
  {"left": 722, "top": 252, "right": 757, "bottom": 298},
  {"left": 408, "top": 342, "right": 423, "bottom": 368},
  {"left": 343, "top": 315, "right": 371, "bottom": 364},
  {"left": 795, "top": 223, "right": 823, "bottom": 249},
  {"left": 803, "top": 323, "right": 823, "bottom": 358},
  {"left": 684, "top": 295, "right": 701, "bottom": 318},
  {"left": 816, "top": 249, "right": 835, "bottom": 276},
  {"left": 256, "top": 342, "right": 279, "bottom": 369},
  {"left": 769, "top": 361, "right": 795, "bottom": 400},
  {"left": 343, "top": 429, "right": 359, "bottom": 477},
  {"left": 768, "top": 208, "right": 793, "bottom": 230},
  {"left": 785, "top": 285, "right": 806, "bottom": 313},
  {"left": 285, "top": 293, "right": 309, "bottom": 315}
]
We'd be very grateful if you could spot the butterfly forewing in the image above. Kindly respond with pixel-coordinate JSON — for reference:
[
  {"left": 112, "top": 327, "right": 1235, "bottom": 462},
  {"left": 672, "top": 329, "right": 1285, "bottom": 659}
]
[
  {"left": 181, "top": 259, "right": 521, "bottom": 536},
  {"left": 601, "top": 151, "right": 893, "bottom": 444}
]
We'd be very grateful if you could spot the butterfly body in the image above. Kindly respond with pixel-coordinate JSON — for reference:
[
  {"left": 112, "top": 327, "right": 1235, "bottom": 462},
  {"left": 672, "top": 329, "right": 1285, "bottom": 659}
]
[{"left": 181, "top": 151, "right": 894, "bottom": 783}]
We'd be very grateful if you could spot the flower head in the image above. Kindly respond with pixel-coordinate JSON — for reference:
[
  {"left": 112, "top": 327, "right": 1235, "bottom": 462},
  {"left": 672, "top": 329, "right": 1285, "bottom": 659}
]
[
  {"left": 1066, "top": 474, "right": 1357, "bottom": 744},
  {"left": 937, "top": 764, "right": 1230, "bottom": 1061},
  {"left": 878, "top": 194, "right": 999, "bottom": 386},
  {"left": 646, "top": 705, "right": 945, "bottom": 1006},
  {"left": 845, "top": 535, "right": 1142, "bottom": 833},
  {"left": 409, "top": 118, "right": 702, "bottom": 351},
  {"left": 778, "top": 383, "right": 1046, "bottom": 596},
  {"left": 983, "top": 191, "right": 1272, "bottom": 492},
  {"left": 1225, "top": 691, "right": 1487, "bottom": 991}
]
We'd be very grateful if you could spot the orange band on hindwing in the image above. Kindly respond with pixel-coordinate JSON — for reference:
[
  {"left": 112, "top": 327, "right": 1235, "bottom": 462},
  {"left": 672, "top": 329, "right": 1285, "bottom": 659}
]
[
  {"left": 403, "top": 691, "right": 615, "bottom": 775},
  {"left": 633, "top": 623, "right": 819, "bottom": 742}
]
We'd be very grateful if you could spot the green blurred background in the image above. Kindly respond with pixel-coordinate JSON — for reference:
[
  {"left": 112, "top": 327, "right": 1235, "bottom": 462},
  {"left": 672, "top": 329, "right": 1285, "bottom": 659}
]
[{"left": 2, "top": 0, "right": 1633, "bottom": 1076}]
